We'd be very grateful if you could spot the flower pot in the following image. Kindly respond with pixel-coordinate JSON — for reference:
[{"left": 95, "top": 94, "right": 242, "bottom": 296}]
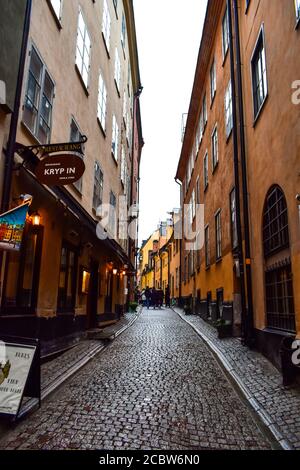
[{"left": 217, "top": 323, "right": 232, "bottom": 339}]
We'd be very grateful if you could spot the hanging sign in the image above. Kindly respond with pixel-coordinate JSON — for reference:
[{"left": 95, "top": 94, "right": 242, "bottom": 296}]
[
  {"left": 0, "top": 202, "right": 30, "bottom": 251},
  {"left": 35, "top": 154, "right": 85, "bottom": 186},
  {"left": 14, "top": 136, "right": 87, "bottom": 186},
  {"left": 0, "top": 338, "right": 40, "bottom": 419},
  {"left": 15, "top": 136, "right": 87, "bottom": 158}
]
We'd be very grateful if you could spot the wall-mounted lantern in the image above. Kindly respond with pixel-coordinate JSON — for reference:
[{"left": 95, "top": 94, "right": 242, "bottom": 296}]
[{"left": 30, "top": 211, "right": 41, "bottom": 226}]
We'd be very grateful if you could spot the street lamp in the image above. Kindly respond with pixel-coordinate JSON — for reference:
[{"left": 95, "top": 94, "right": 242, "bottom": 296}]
[{"left": 31, "top": 211, "right": 41, "bottom": 226}]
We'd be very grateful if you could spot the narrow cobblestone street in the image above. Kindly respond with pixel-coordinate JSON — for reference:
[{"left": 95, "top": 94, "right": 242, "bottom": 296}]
[{"left": 0, "top": 309, "right": 273, "bottom": 450}]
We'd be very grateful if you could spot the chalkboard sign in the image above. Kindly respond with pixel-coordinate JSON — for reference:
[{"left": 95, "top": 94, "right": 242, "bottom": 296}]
[{"left": 0, "top": 336, "right": 40, "bottom": 420}]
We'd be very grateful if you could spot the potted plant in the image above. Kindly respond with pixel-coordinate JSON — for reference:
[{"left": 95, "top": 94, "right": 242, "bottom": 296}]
[
  {"left": 183, "top": 304, "right": 192, "bottom": 316},
  {"left": 129, "top": 301, "right": 138, "bottom": 313},
  {"left": 215, "top": 318, "right": 232, "bottom": 339}
]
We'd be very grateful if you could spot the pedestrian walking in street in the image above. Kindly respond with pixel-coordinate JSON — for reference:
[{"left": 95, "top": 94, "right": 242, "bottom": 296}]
[
  {"left": 152, "top": 288, "right": 158, "bottom": 309},
  {"left": 165, "top": 285, "right": 171, "bottom": 308},
  {"left": 141, "top": 290, "right": 146, "bottom": 307},
  {"left": 157, "top": 288, "right": 164, "bottom": 309},
  {"left": 145, "top": 286, "right": 151, "bottom": 309}
]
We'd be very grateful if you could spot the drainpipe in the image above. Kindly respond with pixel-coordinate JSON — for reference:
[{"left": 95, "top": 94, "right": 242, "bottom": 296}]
[
  {"left": 175, "top": 178, "right": 182, "bottom": 305},
  {"left": 227, "top": 0, "right": 247, "bottom": 342},
  {"left": 232, "top": 0, "right": 255, "bottom": 346},
  {"left": 1, "top": 0, "right": 32, "bottom": 212}
]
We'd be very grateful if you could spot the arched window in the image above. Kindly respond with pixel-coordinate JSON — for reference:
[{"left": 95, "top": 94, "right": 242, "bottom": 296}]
[
  {"left": 263, "top": 186, "right": 295, "bottom": 333},
  {"left": 263, "top": 186, "right": 289, "bottom": 258}
]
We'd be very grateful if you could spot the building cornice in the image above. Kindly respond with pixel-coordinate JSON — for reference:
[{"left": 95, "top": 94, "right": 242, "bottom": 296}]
[
  {"left": 123, "top": 0, "right": 142, "bottom": 93},
  {"left": 175, "top": 0, "right": 223, "bottom": 181}
]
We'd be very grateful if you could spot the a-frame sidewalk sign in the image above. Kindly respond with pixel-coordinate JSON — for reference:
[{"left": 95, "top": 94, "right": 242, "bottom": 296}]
[{"left": 0, "top": 335, "right": 41, "bottom": 422}]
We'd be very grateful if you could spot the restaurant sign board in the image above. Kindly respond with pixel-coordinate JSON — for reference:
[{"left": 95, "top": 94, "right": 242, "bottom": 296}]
[{"left": 35, "top": 154, "right": 85, "bottom": 186}]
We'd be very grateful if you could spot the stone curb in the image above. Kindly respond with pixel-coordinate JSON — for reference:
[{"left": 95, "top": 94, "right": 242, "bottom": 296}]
[{"left": 173, "top": 307, "right": 294, "bottom": 451}]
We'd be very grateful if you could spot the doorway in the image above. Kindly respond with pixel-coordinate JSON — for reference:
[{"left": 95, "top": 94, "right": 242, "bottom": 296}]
[
  {"left": 105, "top": 270, "right": 113, "bottom": 313},
  {"left": 87, "top": 260, "right": 99, "bottom": 329}
]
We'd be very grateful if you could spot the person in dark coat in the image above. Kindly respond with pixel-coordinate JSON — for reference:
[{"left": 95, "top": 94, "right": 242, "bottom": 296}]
[
  {"left": 145, "top": 286, "right": 151, "bottom": 309},
  {"left": 152, "top": 288, "right": 158, "bottom": 309},
  {"left": 165, "top": 285, "right": 171, "bottom": 308},
  {"left": 157, "top": 288, "right": 164, "bottom": 309}
]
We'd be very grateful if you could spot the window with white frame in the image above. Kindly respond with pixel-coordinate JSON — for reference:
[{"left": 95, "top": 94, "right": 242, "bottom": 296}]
[
  {"left": 189, "top": 201, "right": 193, "bottom": 228},
  {"left": 97, "top": 73, "right": 107, "bottom": 131},
  {"left": 102, "top": 0, "right": 111, "bottom": 52},
  {"left": 210, "top": 58, "right": 216, "bottom": 102},
  {"left": 190, "top": 152, "right": 194, "bottom": 173},
  {"left": 205, "top": 225, "right": 210, "bottom": 268},
  {"left": 23, "top": 47, "right": 54, "bottom": 144},
  {"left": 195, "top": 122, "right": 200, "bottom": 153},
  {"left": 251, "top": 27, "right": 268, "bottom": 119},
  {"left": 192, "top": 190, "right": 196, "bottom": 220},
  {"left": 121, "top": 146, "right": 126, "bottom": 186},
  {"left": 203, "top": 93, "right": 207, "bottom": 126},
  {"left": 295, "top": 0, "right": 300, "bottom": 20},
  {"left": 111, "top": 115, "right": 119, "bottom": 161},
  {"left": 49, "top": 0, "right": 62, "bottom": 21},
  {"left": 93, "top": 161, "right": 104, "bottom": 211},
  {"left": 225, "top": 80, "right": 233, "bottom": 137},
  {"left": 212, "top": 125, "right": 218, "bottom": 169},
  {"left": 198, "top": 111, "right": 204, "bottom": 150},
  {"left": 121, "top": 12, "right": 126, "bottom": 48},
  {"left": 196, "top": 176, "right": 200, "bottom": 204},
  {"left": 123, "top": 91, "right": 127, "bottom": 122},
  {"left": 222, "top": 6, "right": 229, "bottom": 58},
  {"left": 204, "top": 152, "right": 208, "bottom": 189},
  {"left": 70, "top": 118, "right": 84, "bottom": 193},
  {"left": 230, "top": 188, "right": 238, "bottom": 249},
  {"left": 114, "top": 48, "right": 121, "bottom": 92},
  {"left": 215, "top": 210, "right": 222, "bottom": 260},
  {"left": 113, "top": 0, "right": 118, "bottom": 15},
  {"left": 76, "top": 9, "right": 91, "bottom": 88},
  {"left": 109, "top": 191, "right": 117, "bottom": 237}
]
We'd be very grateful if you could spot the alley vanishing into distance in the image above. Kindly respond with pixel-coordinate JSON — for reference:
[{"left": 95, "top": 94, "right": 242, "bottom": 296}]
[{"left": 0, "top": 309, "right": 273, "bottom": 451}]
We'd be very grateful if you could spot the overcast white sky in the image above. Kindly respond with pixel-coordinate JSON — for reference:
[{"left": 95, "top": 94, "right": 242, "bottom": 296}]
[{"left": 134, "top": 0, "right": 207, "bottom": 244}]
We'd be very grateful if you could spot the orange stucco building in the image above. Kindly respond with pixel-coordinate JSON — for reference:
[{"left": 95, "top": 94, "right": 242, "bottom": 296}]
[{"left": 176, "top": 0, "right": 300, "bottom": 368}]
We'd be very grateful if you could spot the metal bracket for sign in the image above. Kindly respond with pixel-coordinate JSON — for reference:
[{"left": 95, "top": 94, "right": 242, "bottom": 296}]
[
  {"left": 0, "top": 335, "right": 41, "bottom": 422},
  {"left": 14, "top": 135, "right": 88, "bottom": 166}
]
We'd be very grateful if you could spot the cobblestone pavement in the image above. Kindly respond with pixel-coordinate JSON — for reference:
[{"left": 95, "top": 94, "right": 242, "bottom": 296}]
[
  {"left": 41, "top": 312, "right": 138, "bottom": 392},
  {"left": 174, "top": 308, "right": 300, "bottom": 450},
  {"left": 0, "top": 308, "right": 273, "bottom": 450}
]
